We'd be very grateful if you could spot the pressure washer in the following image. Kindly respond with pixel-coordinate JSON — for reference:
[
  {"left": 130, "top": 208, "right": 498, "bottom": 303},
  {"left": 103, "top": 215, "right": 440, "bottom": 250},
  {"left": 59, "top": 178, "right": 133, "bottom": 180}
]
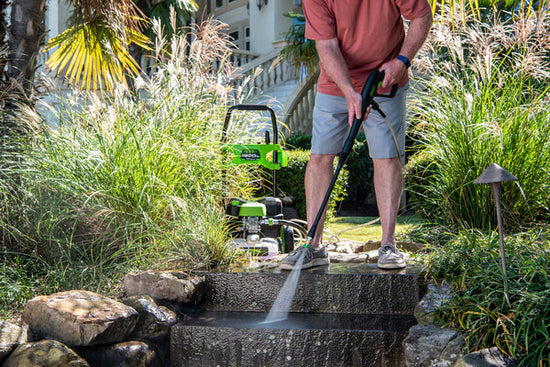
[{"left": 222, "top": 105, "right": 308, "bottom": 257}]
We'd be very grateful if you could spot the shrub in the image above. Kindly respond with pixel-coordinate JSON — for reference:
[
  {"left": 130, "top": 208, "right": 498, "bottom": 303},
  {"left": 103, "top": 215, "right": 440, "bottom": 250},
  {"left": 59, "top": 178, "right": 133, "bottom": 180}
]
[
  {"left": 284, "top": 131, "right": 375, "bottom": 207},
  {"left": 265, "top": 149, "right": 348, "bottom": 221},
  {"left": 284, "top": 130, "right": 311, "bottom": 150},
  {"left": 345, "top": 134, "right": 375, "bottom": 206}
]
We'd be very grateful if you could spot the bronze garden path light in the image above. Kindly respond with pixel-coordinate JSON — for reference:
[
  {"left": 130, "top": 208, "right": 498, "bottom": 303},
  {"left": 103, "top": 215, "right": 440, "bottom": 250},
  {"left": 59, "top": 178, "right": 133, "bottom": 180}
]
[{"left": 474, "top": 163, "right": 518, "bottom": 304}]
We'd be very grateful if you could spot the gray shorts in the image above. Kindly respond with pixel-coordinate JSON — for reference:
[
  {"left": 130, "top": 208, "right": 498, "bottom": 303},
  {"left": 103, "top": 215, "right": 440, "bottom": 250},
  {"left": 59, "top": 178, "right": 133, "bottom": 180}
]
[{"left": 311, "top": 84, "right": 408, "bottom": 159}]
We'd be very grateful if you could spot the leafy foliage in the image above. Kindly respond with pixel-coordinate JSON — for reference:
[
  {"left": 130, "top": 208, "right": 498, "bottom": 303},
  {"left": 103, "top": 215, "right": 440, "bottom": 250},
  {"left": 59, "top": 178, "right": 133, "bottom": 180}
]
[
  {"left": 265, "top": 149, "right": 348, "bottom": 221},
  {"left": 136, "top": 0, "right": 198, "bottom": 38},
  {"left": 284, "top": 132, "right": 375, "bottom": 208},
  {"left": 427, "top": 228, "right": 550, "bottom": 364},
  {"left": 44, "top": 19, "right": 149, "bottom": 92},
  {"left": 279, "top": 12, "right": 319, "bottom": 77}
]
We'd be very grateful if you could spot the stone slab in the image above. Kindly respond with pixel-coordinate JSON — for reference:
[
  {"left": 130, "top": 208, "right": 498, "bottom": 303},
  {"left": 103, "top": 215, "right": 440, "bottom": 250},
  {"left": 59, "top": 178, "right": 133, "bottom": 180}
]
[
  {"left": 171, "top": 311, "right": 416, "bottom": 367},
  {"left": 201, "top": 263, "right": 424, "bottom": 314}
]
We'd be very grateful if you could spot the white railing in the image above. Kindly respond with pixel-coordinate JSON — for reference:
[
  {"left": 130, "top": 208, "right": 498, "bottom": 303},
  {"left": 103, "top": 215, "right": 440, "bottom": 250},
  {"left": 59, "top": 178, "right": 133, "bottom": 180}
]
[
  {"left": 281, "top": 70, "right": 318, "bottom": 135},
  {"left": 232, "top": 49, "right": 297, "bottom": 98}
]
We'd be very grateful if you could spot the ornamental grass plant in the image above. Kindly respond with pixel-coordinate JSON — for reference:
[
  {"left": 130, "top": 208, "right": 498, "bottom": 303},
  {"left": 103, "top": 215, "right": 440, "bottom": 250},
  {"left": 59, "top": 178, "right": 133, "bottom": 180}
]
[
  {"left": 1, "top": 18, "right": 265, "bottom": 316},
  {"left": 407, "top": 9, "right": 550, "bottom": 231}
]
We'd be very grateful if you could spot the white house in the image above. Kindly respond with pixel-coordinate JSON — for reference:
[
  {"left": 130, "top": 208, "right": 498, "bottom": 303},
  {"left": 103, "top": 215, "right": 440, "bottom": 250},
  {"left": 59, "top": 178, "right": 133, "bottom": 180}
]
[{"left": 195, "top": 0, "right": 302, "bottom": 54}]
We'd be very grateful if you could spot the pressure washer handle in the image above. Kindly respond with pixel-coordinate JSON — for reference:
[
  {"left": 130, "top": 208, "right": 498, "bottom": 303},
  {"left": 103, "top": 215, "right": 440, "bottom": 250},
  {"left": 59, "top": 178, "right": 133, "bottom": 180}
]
[
  {"left": 341, "top": 70, "right": 385, "bottom": 156},
  {"left": 221, "top": 104, "right": 278, "bottom": 144}
]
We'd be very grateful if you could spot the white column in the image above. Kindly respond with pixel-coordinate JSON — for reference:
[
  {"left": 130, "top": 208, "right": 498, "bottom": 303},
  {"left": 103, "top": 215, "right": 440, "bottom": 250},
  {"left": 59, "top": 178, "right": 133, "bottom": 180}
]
[{"left": 46, "top": 0, "right": 58, "bottom": 38}]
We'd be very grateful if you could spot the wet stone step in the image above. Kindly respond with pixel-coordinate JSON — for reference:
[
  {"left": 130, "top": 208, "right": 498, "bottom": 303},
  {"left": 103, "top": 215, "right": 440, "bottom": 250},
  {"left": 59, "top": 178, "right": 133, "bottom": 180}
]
[
  {"left": 200, "top": 263, "right": 425, "bottom": 315},
  {"left": 171, "top": 311, "right": 415, "bottom": 367}
]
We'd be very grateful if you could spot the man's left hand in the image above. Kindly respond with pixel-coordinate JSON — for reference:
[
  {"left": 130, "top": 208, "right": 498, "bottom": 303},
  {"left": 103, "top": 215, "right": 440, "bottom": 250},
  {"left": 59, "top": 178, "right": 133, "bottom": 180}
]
[{"left": 379, "top": 59, "right": 407, "bottom": 89}]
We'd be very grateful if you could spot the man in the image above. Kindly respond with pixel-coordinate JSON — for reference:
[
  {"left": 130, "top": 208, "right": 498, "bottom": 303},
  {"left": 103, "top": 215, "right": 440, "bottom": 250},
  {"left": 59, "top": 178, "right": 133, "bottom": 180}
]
[{"left": 282, "top": 0, "right": 432, "bottom": 270}]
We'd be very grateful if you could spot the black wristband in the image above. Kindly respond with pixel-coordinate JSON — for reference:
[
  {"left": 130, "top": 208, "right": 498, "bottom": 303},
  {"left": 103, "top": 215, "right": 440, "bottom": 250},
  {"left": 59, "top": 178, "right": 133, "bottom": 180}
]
[{"left": 397, "top": 55, "right": 410, "bottom": 68}]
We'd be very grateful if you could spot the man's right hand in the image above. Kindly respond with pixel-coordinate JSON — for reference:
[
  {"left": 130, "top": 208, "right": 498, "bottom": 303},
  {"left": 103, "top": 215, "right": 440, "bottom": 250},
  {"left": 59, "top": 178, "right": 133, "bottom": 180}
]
[
  {"left": 316, "top": 38, "right": 368, "bottom": 126},
  {"left": 344, "top": 89, "right": 363, "bottom": 126}
]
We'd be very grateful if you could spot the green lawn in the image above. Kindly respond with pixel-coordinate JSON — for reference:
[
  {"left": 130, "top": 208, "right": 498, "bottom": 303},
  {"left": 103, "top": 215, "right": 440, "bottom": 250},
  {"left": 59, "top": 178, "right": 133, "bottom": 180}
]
[{"left": 326, "top": 214, "right": 427, "bottom": 242}]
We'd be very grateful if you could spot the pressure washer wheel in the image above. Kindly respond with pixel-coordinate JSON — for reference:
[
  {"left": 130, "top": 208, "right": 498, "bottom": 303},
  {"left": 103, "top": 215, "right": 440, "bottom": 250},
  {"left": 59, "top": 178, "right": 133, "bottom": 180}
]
[{"left": 278, "top": 225, "right": 295, "bottom": 254}]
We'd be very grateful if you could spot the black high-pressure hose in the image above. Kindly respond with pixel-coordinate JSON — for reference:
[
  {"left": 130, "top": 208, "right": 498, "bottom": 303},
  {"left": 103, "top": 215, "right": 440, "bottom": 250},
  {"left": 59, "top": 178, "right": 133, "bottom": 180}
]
[{"left": 307, "top": 69, "right": 396, "bottom": 242}]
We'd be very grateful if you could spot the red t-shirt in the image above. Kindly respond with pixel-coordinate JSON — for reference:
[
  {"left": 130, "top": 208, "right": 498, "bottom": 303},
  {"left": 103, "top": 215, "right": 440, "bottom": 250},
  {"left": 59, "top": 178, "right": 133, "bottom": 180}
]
[{"left": 303, "top": 0, "right": 431, "bottom": 96}]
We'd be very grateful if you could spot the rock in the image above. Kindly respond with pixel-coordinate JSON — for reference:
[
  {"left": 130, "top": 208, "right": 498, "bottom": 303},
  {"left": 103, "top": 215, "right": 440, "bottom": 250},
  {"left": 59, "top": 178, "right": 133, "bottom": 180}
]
[
  {"left": 356, "top": 240, "right": 425, "bottom": 253},
  {"left": 22, "top": 290, "right": 138, "bottom": 347},
  {"left": 122, "top": 295, "right": 177, "bottom": 340},
  {"left": 0, "top": 321, "right": 24, "bottom": 363},
  {"left": 453, "top": 347, "right": 518, "bottom": 367},
  {"left": 414, "top": 280, "right": 453, "bottom": 324},
  {"left": 123, "top": 270, "right": 203, "bottom": 302},
  {"left": 3, "top": 339, "right": 90, "bottom": 367},
  {"left": 327, "top": 251, "right": 369, "bottom": 263},
  {"left": 326, "top": 241, "right": 356, "bottom": 254},
  {"left": 403, "top": 324, "right": 466, "bottom": 367},
  {"left": 77, "top": 340, "right": 162, "bottom": 367},
  {"left": 16, "top": 325, "right": 30, "bottom": 344},
  {"left": 356, "top": 240, "right": 382, "bottom": 252}
]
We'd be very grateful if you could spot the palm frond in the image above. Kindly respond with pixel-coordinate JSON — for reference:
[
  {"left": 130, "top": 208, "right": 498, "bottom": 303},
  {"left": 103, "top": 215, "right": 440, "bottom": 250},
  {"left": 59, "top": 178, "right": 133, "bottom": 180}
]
[{"left": 44, "top": 18, "right": 150, "bottom": 92}]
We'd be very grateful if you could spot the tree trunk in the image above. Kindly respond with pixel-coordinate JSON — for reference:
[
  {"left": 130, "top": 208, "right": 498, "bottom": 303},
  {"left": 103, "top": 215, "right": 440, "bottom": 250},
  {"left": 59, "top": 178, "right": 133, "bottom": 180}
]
[
  {"left": 7, "top": 0, "right": 46, "bottom": 98},
  {"left": 0, "top": 0, "right": 9, "bottom": 81}
]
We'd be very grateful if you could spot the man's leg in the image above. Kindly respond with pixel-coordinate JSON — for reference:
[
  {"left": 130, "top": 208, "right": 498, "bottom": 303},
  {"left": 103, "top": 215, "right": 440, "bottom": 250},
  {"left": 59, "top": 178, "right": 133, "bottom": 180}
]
[
  {"left": 281, "top": 93, "right": 348, "bottom": 270},
  {"left": 305, "top": 153, "right": 337, "bottom": 249},
  {"left": 364, "top": 84, "right": 408, "bottom": 269},
  {"left": 280, "top": 153, "right": 335, "bottom": 270},
  {"left": 373, "top": 157, "right": 403, "bottom": 245}
]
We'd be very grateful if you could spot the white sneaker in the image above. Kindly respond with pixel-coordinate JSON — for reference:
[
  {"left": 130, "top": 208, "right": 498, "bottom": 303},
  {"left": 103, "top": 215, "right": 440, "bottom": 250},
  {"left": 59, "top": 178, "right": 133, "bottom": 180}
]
[
  {"left": 377, "top": 243, "right": 407, "bottom": 269},
  {"left": 281, "top": 245, "right": 329, "bottom": 270}
]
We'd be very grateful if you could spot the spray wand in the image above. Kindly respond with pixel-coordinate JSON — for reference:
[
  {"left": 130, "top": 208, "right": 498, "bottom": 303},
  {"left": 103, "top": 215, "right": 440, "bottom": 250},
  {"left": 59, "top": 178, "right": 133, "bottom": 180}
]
[{"left": 307, "top": 69, "right": 398, "bottom": 243}]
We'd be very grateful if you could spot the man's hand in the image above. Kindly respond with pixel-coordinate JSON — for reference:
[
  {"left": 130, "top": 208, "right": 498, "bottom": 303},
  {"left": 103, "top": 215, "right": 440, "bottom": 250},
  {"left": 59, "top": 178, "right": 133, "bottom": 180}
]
[
  {"left": 379, "top": 59, "right": 407, "bottom": 89},
  {"left": 380, "top": 12, "right": 433, "bottom": 89},
  {"left": 344, "top": 89, "right": 363, "bottom": 126},
  {"left": 316, "top": 38, "right": 367, "bottom": 126}
]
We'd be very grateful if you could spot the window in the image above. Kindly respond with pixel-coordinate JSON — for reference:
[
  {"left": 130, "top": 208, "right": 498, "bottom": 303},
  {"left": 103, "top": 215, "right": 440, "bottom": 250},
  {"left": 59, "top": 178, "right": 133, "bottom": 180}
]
[
  {"left": 215, "top": 0, "right": 223, "bottom": 9},
  {"left": 229, "top": 31, "right": 239, "bottom": 42},
  {"left": 244, "top": 27, "right": 250, "bottom": 51}
]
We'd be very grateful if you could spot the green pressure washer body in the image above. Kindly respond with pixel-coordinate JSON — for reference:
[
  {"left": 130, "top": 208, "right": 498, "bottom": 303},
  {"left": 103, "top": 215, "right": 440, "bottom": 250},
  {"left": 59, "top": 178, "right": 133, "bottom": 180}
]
[{"left": 222, "top": 105, "right": 306, "bottom": 257}]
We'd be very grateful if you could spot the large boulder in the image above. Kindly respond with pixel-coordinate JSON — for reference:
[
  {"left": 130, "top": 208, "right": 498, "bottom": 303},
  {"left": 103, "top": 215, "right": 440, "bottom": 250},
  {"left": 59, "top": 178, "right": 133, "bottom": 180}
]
[
  {"left": 123, "top": 270, "right": 203, "bottom": 302},
  {"left": 122, "top": 295, "right": 177, "bottom": 340},
  {"left": 414, "top": 280, "right": 453, "bottom": 324},
  {"left": 453, "top": 347, "right": 518, "bottom": 367},
  {"left": 77, "top": 341, "right": 162, "bottom": 367},
  {"left": 0, "top": 321, "right": 29, "bottom": 363},
  {"left": 3, "top": 339, "right": 89, "bottom": 367},
  {"left": 22, "top": 290, "right": 138, "bottom": 347},
  {"left": 403, "top": 324, "right": 466, "bottom": 367}
]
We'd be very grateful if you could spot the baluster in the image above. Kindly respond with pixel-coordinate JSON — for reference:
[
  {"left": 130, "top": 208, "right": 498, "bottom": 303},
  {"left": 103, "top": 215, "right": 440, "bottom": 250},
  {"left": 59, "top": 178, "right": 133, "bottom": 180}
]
[{"left": 272, "top": 62, "right": 278, "bottom": 87}]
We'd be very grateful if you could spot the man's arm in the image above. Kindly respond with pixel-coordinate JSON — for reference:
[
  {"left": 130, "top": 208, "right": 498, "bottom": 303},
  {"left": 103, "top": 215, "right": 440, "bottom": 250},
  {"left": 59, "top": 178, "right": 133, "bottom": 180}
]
[
  {"left": 380, "top": 12, "right": 433, "bottom": 89},
  {"left": 316, "top": 38, "right": 363, "bottom": 126}
]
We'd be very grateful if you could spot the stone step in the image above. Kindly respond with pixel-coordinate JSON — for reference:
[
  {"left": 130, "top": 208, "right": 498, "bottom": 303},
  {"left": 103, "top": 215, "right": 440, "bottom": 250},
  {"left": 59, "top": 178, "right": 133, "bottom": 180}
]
[
  {"left": 200, "top": 263, "right": 425, "bottom": 315},
  {"left": 171, "top": 311, "right": 415, "bottom": 367}
]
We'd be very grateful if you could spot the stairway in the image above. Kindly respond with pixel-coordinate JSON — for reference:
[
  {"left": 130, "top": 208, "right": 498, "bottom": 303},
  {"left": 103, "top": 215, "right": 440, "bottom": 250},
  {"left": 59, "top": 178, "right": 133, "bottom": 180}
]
[
  {"left": 170, "top": 262, "right": 424, "bottom": 367},
  {"left": 254, "top": 79, "right": 300, "bottom": 119}
]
